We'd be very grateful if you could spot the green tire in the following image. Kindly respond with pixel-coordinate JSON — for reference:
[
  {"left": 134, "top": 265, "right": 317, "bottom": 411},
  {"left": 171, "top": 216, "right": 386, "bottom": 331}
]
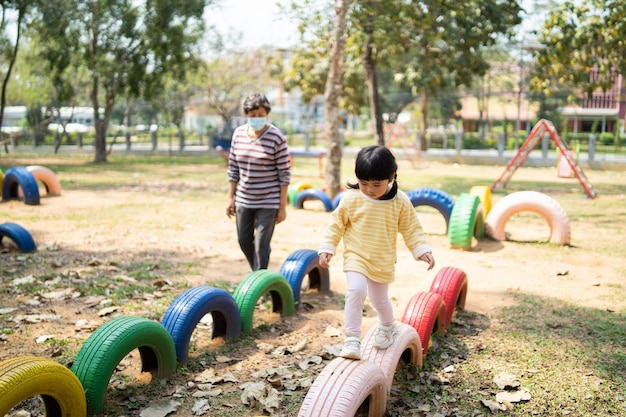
[
  {"left": 0, "top": 356, "right": 87, "bottom": 417},
  {"left": 233, "top": 270, "right": 295, "bottom": 333},
  {"left": 448, "top": 193, "right": 480, "bottom": 250},
  {"left": 70, "top": 316, "right": 177, "bottom": 415}
]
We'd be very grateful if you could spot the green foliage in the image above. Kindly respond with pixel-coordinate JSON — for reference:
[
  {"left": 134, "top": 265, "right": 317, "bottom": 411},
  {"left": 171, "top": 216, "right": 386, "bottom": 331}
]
[{"left": 536, "top": 1, "right": 626, "bottom": 96}]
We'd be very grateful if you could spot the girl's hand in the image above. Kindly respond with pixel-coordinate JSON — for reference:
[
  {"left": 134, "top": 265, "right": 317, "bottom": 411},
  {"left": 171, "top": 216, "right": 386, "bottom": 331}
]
[
  {"left": 419, "top": 252, "right": 435, "bottom": 271},
  {"left": 319, "top": 252, "right": 333, "bottom": 268}
]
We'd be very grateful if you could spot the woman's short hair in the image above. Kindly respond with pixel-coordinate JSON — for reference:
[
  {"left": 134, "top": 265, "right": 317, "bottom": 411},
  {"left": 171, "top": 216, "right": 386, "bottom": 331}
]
[{"left": 242, "top": 93, "right": 271, "bottom": 115}]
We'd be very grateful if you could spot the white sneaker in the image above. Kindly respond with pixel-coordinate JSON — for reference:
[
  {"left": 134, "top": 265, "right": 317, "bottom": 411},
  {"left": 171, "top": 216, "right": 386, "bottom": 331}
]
[
  {"left": 340, "top": 336, "right": 361, "bottom": 360},
  {"left": 373, "top": 322, "right": 398, "bottom": 349}
]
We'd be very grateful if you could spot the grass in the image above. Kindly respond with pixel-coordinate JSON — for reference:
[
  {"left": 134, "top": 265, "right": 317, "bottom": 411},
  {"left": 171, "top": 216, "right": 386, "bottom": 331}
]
[{"left": 1, "top": 151, "right": 626, "bottom": 416}]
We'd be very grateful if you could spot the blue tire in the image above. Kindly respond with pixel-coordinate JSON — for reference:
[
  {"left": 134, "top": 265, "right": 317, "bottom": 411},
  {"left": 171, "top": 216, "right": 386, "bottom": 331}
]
[
  {"left": 161, "top": 286, "right": 241, "bottom": 365},
  {"left": 279, "top": 249, "right": 330, "bottom": 308},
  {"left": 406, "top": 187, "right": 455, "bottom": 231},
  {"left": 0, "top": 222, "right": 36, "bottom": 253},
  {"left": 1, "top": 166, "right": 40, "bottom": 205},
  {"left": 331, "top": 190, "right": 345, "bottom": 210},
  {"left": 295, "top": 188, "right": 334, "bottom": 212}
]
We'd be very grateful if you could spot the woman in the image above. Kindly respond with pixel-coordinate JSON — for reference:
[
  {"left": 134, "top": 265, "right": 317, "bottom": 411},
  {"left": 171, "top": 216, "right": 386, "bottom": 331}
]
[{"left": 225, "top": 92, "right": 291, "bottom": 271}]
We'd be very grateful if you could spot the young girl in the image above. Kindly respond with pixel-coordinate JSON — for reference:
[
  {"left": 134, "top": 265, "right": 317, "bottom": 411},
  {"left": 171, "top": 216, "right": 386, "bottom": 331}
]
[{"left": 318, "top": 145, "right": 435, "bottom": 359}]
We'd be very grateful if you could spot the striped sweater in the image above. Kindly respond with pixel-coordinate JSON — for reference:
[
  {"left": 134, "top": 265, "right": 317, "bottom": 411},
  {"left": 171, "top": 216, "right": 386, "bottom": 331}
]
[
  {"left": 227, "top": 124, "right": 291, "bottom": 209},
  {"left": 318, "top": 188, "right": 431, "bottom": 284}
]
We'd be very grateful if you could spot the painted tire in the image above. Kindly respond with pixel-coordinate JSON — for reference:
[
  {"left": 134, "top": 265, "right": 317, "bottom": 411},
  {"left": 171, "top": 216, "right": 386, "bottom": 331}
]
[
  {"left": 232, "top": 270, "right": 295, "bottom": 334},
  {"left": 295, "top": 188, "right": 334, "bottom": 212},
  {"left": 1, "top": 166, "right": 40, "bottom": 205},
  {"left": 161, "top": 286, "right": 241, "bottom": 365},
  {"left": 401, "top": 291, "right": 447, "bottom": 356},
  {"left": 279, "top": 249, "right": 330, "bottom": 308},
  {"left": 485, "top": 191, "right": 571, "bottom": 245},
  {"left": 361, "top": 322, "right": 423, "bottom": 392},
  {"left": 469, "top": 185, "right": 492, "bottom": 216},
  {"left": 447, "top": 193, "right": 481, "bottom": 250},
  {"left": 298, "top": 358, "right": 387, "bottom": 417},
  {"left": 26, "top": 165, "right": 62, "bottom": 196},
  {"left": 0, "top": 356, "right": 87, "bottom": 417},
  {"left": 429, "top": 267, "right": 468, "bottom": 328},
  {"left": 0, "top": 222, "right": 37, "bottom": 253},
  {"left": 406, "top": 187, "right": 455, "bottom": 231},
  {"left": 331, "top": 190, "right": 345, "bottom": 210},
  {"left": 289, "top": 182, "right": 315, "bottom": 206},
  {"left": 70, "top": 316, "right": 177, "bottom": 414}
]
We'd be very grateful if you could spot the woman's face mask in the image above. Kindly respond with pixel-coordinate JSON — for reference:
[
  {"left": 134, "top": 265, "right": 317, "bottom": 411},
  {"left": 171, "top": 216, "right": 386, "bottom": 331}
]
[{"left": 248, "top": 117, "right": 268, "bottom": 131}]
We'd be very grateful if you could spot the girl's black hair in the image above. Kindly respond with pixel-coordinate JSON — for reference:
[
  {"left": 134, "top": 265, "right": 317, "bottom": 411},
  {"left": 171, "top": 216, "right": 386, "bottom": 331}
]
[
  {"left": 242, "top": 92, "right": 271, "bottom": 115},
  {"left": 347, "top": 145, "right": 398, "bottom": 200}
]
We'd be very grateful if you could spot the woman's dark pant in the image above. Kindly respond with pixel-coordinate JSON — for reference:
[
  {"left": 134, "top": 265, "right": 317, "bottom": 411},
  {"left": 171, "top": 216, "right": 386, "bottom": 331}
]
[{"left": 235, "top": 206, "right": 277, "bottom": 271}]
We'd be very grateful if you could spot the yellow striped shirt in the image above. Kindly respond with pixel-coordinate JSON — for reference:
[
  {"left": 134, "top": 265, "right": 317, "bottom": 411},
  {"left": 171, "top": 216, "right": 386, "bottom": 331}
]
[{"left": 318, "top": 189, "right": 431, "bottom": 284}]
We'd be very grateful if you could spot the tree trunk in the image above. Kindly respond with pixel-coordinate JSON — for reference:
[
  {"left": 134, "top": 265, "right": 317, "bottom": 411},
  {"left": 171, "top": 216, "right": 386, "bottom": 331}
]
[
  {"left": 363, "top": 36, "right": 384, "bottom": 146},
  {"left": 0, "top": 7, "right": 24, "bottom": 139},
  {"left": 420, "top": 91, "right": 429, "bottom": 151},
  {"left": 323, "top": 0, "right": 349, "bottom": 199}
]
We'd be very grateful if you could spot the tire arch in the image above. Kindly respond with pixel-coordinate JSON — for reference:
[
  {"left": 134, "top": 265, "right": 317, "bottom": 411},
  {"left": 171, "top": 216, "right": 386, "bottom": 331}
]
[
  {"left": 0, "top": 356, "right": 87, "bottom": 417},
  {"left": 279, "top": 249, "right": 330, "bottom": 308},
  {"left": 297, "top": 358, "right": 387, "bottom": 417},
  {"left": 429, "top": 266, "right": 468, "bottom": 328},
  {"left": 485, "top": 191, "right": 571, "bottom": 245},
  {"left": 232, "top": 270, "right": 295, "bottom": 334},
  {"left": 361, "top": 322, "right": 423, "bottom": 392},
  {"left": 401, "top": 291, "right": 447, "bottom": 356},
  {"left": 161, "top": 286, "right": 241, "bottom": 365},
  {"left": 70, "top": 316, "right": 177, "bottom": 415}
]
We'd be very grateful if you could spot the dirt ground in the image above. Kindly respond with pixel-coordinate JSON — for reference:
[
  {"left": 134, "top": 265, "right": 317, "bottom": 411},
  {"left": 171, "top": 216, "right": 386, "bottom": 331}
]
[{"left": 1, "top": 160, "right": 625, "bottom": 416}]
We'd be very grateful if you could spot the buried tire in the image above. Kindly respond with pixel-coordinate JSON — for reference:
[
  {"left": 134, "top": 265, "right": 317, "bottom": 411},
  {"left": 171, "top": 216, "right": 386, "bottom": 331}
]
[
  {"left": 298, "top": 358, "right": 387, "bottom": 417},
  {"left": 429, "top": 267, "right": 468, "bottom": 328},
  {"left": 401, "top": 291, "right": 447, "bottom": 356},
  {"left": 361, "top": 322, "right": 423, "bottom": 392},
  {"left": 485, "top": 190, "right": 571, "bottom": 245},
  {"left": 233, "top": 270, "right": 295, "bottom": 334},
  {"left": 0, "top": 356, "right": 87, "bottom": 417},
  {"left": 406, "top": 187, "right": 455, "bottom": 231},
  {"left": 279, "top": 249, "right": 330, "bottom": 308},
  {"left": 26, "top": 166, "right": 62, "bottom": 196},
  {"left": 295, "top": 188, "right": 334, "bottom": 212},
  {"left": 0, "top": 222, "right": 37, "bottom": 253},
  {"left": 448, "top": 193, "right": 483, "bottom": 250},
  {"left": 161, "top": 286, "right": 241, "bottom": 365},
  {"left": 70, "top": 316, "right": 177, "bottom": 415},
  {"left": 1, "top": 166, "right": 40, "bottom": 205}
]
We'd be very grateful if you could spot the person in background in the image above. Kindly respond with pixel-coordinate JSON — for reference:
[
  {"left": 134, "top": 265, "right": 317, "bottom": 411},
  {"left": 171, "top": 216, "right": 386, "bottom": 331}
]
[
  {"left": 225, "top": 92, "right": 291, "bottom": 271},
  {"left": 318, "top": 145, "right": 435, "bottom": 360}
]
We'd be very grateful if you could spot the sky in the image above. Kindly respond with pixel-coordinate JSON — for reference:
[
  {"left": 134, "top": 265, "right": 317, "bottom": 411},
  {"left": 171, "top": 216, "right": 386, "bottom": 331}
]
[
  {"left": 205, "top": 0, "right": 550, "bottom": 50},
  {"left": 206, "top": 1, "right": 301, "bottom": 49}
]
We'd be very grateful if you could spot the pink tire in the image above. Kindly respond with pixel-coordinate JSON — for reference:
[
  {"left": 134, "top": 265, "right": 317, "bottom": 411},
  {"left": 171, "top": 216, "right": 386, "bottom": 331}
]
[
  {"left": 401, "top": 291, "right": 447, "bottom": 356},
  {"left": 429, "top": 267, "right": 468, "bottom": 328},
  {"left": 26, "top": 165, "right": 62, "bottom": 196},
  {"left": 485, "top": 191, "right": 570, "bottom": 245},
  {"left": 361, "top": 322, "right": 423, "bottom": 392},
  {"left": 298, "top": 358, "right": 387, "bottom": 417}
]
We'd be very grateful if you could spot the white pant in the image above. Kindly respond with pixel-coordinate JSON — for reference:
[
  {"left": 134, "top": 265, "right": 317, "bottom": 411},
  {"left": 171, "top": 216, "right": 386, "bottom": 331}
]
[{"left": 343, "top": 271, "right": 394, "bottom": 338}]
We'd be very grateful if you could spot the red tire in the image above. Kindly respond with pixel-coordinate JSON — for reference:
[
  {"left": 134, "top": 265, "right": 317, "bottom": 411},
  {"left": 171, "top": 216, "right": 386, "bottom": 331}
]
[
  {"left": 361, "top": 322, "right": 423, "bottom": 392},
  {"left": 400, "top": 291, "right": 447, "bottom": 356},
  {"left": 429, "top": 267, "right": 468, "bottom": 328},
  {"left": 298, "top": 358, "right": 387, "bottom": 417}
]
